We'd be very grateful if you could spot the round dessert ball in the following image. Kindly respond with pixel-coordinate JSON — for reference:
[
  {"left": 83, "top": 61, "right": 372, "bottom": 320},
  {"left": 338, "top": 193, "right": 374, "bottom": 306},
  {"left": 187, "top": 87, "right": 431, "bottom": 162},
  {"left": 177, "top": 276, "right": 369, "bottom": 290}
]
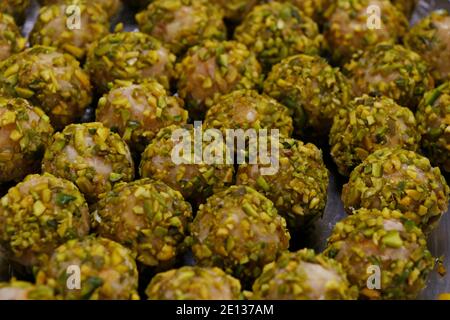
[
  {"left": 0, "top": 13, "right": 26, "bottom": 61},
  {"left": 0, "top": 97, "right": 54, "bottom": 183},
  {"left": 251, "top": 249, "right": 357, "bottom": 300},
  {"left": 85, "top": 32, "right": 176, "bottom": 93},
  {"left": 344, "top": 43, "right": 434, "bottom": 110},
  {"left": 0, "top": 280, "right": 55, "bottom": 300},
  {"left": 36, "top": 237, "right": 139, "bottom": 300},
  {"left": 42, "top": 122, "right": 135, "bottom": 203},
  {"left": 214, "top": 0, "right": 260, "bottom": 22},
  {"left": 0, "top": 0, "right": 30, "bottom": 24},
  {"left": 175, "top": 40, "right": 262, "bottom": 116},
  {"left": 96, "top": 79, "right": 188, "bottom": 154},
  {"left": 237, "top": 137, "right": 328, "bottom": 230},
  {"left": 325, "top": 207, "right": 434, "bottom": 300},
  {"left": 191, "top": 186, "right": 290, "bottom": 283},
  {"left": 323, "top": 0, "right": 408, "bottom": 64},
  {"left": 37, "top": 0, "right": 122, "bottom": 18},
  {"left": 391, "top": 0, "right": 417, "bottom": 18},
  {"left": 404, "top": 10, "right": 450, "bottom": 83},
  {"left": 30, "top": 2, "right": 110, "bottom": 60},
  {"left": 0, "top": 46, "right": 92, "bottom": 130},
  {"left": 0, "top": 173, "right": 90, "bottom": 268},
  {"left": 342, "top": 147, "right": 450, "bottom": 232},
  {"left": 136, "top": 0, "right": 227, "bottom": 55},
  {"left": 263, "top": 54, "right": 351, "bottom": 138},
  {"left": 92, "top": 178, "right": 193, "bottom": 269},
  {"left": 204, "top": 89, "right": 294, "bottom": 138},
  {"left": 330, "top": 95, "right": 420, "bottom": 176},
  {"left": 139, "top": 124, "right": 234, "bottom": 203},
  {"left": 234, "top": 1, "right": 323, "bottom": 71},
  {"left": 146, "top": 266, "right": 242, "bottom": 300},
  {"left": 415, "top": 83, "right": 450, "bottom": 173}
]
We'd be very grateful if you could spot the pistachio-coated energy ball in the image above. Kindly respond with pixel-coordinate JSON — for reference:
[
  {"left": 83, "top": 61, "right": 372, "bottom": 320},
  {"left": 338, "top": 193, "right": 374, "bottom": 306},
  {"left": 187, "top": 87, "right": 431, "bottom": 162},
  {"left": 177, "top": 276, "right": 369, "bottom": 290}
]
[
  {"left": 191, "top": 186, "right": 290, "bottom": 284},
  {"left": 325, "top": 208, "right": 434, "bottom": 299},
  {"left": 0, "top": 173, "right": 90, "bottom": 268},
  {"left": 146, "top": 266, "right": 242, "bottom": 300},
  {"left": 342, "top": 147, "right": 449, "bottom": 232}
]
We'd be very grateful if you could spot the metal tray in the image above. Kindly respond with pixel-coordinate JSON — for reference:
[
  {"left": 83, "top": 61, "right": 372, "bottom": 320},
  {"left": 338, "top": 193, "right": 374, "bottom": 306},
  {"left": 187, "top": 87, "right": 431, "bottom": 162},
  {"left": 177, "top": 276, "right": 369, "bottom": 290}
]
[{"left": 0, "top": 0, "right": 449, "bottom": 300}]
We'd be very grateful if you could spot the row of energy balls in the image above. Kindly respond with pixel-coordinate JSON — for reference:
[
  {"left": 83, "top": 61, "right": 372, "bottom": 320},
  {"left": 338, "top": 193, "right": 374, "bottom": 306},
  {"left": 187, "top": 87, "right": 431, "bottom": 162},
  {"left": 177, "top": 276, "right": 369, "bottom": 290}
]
[{"left": 0, "top": 0, "right": 448, "bottom": 300}]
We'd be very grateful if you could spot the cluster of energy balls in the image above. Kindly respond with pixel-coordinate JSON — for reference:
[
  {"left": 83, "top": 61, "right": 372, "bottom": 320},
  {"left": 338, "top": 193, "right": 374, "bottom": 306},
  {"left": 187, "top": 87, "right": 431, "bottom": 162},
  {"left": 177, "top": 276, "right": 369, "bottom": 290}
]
[{"left": 0, "top": 0, "right": 449, "bottom": 300}]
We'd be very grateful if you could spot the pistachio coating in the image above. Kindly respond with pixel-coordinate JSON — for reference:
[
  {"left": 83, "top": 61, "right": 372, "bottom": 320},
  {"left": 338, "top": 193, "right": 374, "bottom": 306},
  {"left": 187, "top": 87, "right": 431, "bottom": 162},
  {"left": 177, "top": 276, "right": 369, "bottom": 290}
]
[
  {"left": 36, "top": 237, "right": 139, "bottom": 300},
  {"left": 85, "top": 32, "right": 176, "bottom": 93},
  {"left": 92, "top": 178, "right": 193, "bottom": 268},
  {"left": 30, "top": 2, "right": 110, "bottom": 60},
  {"left": 344, "top": 43, "right": 434, "bottom": 110},
  {"left": 191, "top": 186, "right": 290, "bottom": 283},
  {"left": 263, "top": 54, "right": 351, "bottom": 138},
  {"left": 0, "top": 0, "right": 30, "bottom": 24},
  {"left": 96, "top": 79, "right": 188, "bottom": 153},
  {"left": 139, "top": 124, "right": 234, "bottom": 203},
  {"left": 404, "top": 10, "right": 450, "bottom": 83},
  {"left": 0, "top": 280, "right": 55, "bottom": 300},
  {"left": 0, "top": 13, "right": 26, "bottom": 62},
  {"left": 0, "top": 46, "right": 92, "bottom": 130},
  {"left": 37, "top": 0, "right": 122, "bottom": 18},
  {"left": 390, "top": 0, "right": 417, "bottom": 18},
  {"left": 175, "top": 40, "right": 262, "bottom": 116},
  {"left": 204, "top": 89, "right": 293, "bottom": 138},
  {"left": 278, "top": 0, "right": 330, "bottom": 23},
  {"left": 0, "top": 173, "right": 90, "bottom": 268},
  {"left": 415, "top": 83, "right": 450, "bottom": 173},
  {"left": 136, "top": 0, "right": 227, "bottom": 55},
  {"left": 237, "top": 137, "right": 328, "bottom": 230},
  {"left": 342, "top": 147, "right": 449, "bottom": 232},
  {"left": 42, "top": 122, "right": 135, "bottom": 203},
  {"left": 251, "top": 249, "right": 357, "bottom": 300},
  {"left": 325, "top": 208, "right": 434, "bottom": 300},
  {"left": 234, "top": 2, "right": 323, "bottom": 71},
  {"left": 146, "top": 266, "right": 242, "bottom": 300},
  {"left": 213, "top": 0, "right": 260, "bottom": 21},
  {"left": 323, "top": 0, "right": 408, "bottom": 64},
  {"left": 330, "top": 95, "right": 421, "bottom": 176},
  {"left": 0, "top": 97, "right": 54, "bottom": 183}
]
